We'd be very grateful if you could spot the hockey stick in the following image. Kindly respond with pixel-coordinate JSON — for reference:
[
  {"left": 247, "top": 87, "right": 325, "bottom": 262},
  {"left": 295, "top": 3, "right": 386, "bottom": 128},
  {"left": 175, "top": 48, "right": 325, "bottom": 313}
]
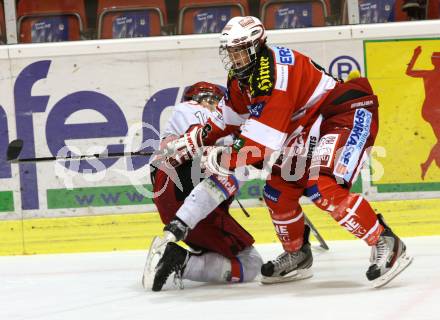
[
  {"left": 6, "top": 139, "right": 154, "bottom": 163},
  {"left": 304, "top": 214, "right": 329, "bottom": 250},
  {"left": 235, "top": 198, "right": 250, "bottom": 217}
]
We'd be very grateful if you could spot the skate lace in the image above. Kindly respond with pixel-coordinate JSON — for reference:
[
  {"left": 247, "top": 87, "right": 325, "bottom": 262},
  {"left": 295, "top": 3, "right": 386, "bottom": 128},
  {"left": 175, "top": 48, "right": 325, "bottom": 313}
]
[
  {"left": 273, "top": 251, "right": 300, "bottom": 271},
  {"left": 374, "top": 237, "right": 391, "bottom": 266}
]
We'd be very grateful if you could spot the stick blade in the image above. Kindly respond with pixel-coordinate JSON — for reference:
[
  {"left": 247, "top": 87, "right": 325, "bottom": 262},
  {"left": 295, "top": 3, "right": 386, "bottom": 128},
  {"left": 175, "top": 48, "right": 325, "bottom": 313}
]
[{"left": 7, "top": 139, "right": 24, "bottom": 162}]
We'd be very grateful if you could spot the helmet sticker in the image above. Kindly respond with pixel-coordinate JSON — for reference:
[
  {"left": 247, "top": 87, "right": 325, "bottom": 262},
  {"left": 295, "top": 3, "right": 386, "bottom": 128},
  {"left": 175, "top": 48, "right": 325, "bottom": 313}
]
[{"left": 239, "top": 17, "right": 255, "bottom": 27}]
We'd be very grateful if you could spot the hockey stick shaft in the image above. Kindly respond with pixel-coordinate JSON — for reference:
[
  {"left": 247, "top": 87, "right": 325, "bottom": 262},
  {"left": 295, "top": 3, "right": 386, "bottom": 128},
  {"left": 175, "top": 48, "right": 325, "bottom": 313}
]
[
  {"left": 235, "top": 198, "right": 250, "bottom": 217},
  {"left": 6, "top": 139, "right": 154, "bottom": 163},
  {"left": 304, "top": 214, "right": 329, "bottom": 250},
  {"left": 9, "top": 150, "right": 155, "bottom": 163}
]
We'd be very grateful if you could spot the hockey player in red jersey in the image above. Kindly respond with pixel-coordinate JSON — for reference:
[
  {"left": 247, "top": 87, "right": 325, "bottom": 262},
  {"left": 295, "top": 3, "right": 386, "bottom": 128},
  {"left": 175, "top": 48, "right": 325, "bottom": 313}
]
[
  {"left": 164, "top": 17, "right": 412, "bottom": 287},
  {"left": 145, "top": 81, "right": 262, "bottom": 291}
]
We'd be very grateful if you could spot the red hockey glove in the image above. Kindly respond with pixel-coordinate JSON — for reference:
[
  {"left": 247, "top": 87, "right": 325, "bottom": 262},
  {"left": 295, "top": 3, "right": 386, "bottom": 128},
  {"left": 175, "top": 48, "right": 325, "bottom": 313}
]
[{"left": 164, "top": 126, "right": 204, "bottom": 167}]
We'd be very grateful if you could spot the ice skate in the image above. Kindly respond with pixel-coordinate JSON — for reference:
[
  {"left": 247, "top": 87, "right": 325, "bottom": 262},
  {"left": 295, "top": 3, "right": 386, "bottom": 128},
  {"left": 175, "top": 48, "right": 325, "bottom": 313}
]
[
  {"left": 260, "top": 226, "right": 313, "bottom": 284},
  {"left": 366, "top": 214, "right": 413, "bottom": 288},
  {"left": 142, "top": 232, "right": 176, "bottom": 290},
  {"left": 152, "top": 242, "right": 190, "bottom": 292}
]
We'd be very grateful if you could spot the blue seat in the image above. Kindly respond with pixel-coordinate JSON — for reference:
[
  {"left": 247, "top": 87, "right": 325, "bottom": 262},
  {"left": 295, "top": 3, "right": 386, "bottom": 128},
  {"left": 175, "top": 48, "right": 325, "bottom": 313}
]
[
  {"left": 17, "top": 0, "right": 86, "bottom": 43},
  {"left": 97, "top": 0, "right": 167, "bottom": 39},
  {"left": 178, "top": 0, "right": 249, "bottom": 35},
  {"left": 260, "top": 0, "right": 329, "bottom": 29}
]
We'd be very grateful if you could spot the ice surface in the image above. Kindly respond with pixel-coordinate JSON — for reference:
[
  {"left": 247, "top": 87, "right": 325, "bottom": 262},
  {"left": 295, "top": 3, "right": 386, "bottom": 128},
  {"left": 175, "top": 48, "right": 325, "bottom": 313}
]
[{"left": 0, "top": 237, "right": 438, "bottom": 320}]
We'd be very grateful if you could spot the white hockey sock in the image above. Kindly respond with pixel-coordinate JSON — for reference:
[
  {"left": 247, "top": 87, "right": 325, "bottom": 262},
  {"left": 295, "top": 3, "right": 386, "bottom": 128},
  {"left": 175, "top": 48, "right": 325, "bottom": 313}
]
[
  {"left": 183, "top": 252, "right": 232, "bottom": 283},
  {"left": 182, "top": 246, "right": 262, "bottom": 283}
]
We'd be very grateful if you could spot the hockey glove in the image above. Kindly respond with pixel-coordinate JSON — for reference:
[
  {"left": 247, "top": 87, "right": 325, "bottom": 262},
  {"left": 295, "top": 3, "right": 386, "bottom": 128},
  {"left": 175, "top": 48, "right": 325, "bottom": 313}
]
[
  {"left": 203, "top": 146, "right": 234, "bottom": 177},
  {"left": 164, "top": 126, "right": 204, "bottom": 167},
  {"left": 164, "top": 217, "right": 190, "bottom": 242}
]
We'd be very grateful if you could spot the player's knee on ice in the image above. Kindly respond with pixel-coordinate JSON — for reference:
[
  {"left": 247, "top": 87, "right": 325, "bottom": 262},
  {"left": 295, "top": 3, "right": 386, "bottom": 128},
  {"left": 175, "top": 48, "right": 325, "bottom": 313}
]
[
  {"left": 184, "top": 246, "right": 262, "bottom": 283},
  {"left": 237, "top": 246, "right": 263, "bottom": 282}
]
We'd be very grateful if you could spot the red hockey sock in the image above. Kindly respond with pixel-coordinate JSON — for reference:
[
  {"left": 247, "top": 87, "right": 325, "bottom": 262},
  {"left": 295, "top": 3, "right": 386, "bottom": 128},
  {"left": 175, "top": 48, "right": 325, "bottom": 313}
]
[
  {"left": 332, "top": 194, "right": 383, "bottom": 245},
  {"left": 307, "top": 175, "right": 383, "bottom": 245},
  {"left": 269, "top": 208, "right": 305, "bottom": 252}
]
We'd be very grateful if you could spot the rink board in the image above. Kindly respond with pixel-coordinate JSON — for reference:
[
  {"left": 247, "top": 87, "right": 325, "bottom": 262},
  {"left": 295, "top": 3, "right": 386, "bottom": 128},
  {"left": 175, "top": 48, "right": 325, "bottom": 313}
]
[
  {"left": 0, "top": 21, "right": 439, "bottom": 220},
  {"left": 1, "top": 22, "right": 440, "bottom": 255},
  {"left": 1, "top": 198, "right": 439, "bottom": 255}
]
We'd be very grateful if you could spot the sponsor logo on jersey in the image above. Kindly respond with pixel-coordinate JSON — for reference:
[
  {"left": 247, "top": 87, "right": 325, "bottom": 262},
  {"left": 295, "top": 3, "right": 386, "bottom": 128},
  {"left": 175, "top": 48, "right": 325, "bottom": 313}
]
[
  {"left": 275, "top": 64, "right": 288, "bottom": 91},
  {"left": 263, "top": 184, "right": 281, "bottom": 202},
  {"left": 274, "top": 224, "right": 289, "bottom": 242},
  {"left": 273, "top": 46, "right": 294, "bottom": 65},
  {"left": 210, "top": 175, "right": 238, "bottom": 198},
  {"left": 249, "top": 48, "right": 274, "bottom": 97},
  {"left": 185, "top": 133, "right": 197, "bottom": 155},
  {"left": 334, "top": 162, "right": 348, "bottom": 177},
  {"left": 311, "top": 134, "right": 339, "bottom": 168},
  {"left": 285, "top": 134, "right": 305, "bottom": 158},
  {"left": 232, "top": 137, "right": 245, "bottom": 151},
  {"left": 247, "top": 102, "right": 265, "bottom": 118},
  {"left": 350, "top": 99, "right": 374, "bottom": 109},
  {"left": 339, "top": 210, "right": 367, "bottom": 239},
  {"left": 304, "top": 184, "right": 322, "bottom": 202},
  {"left": 307, "top": 136, "right": 318, "bottom": 159},
  {"left": 257, "top": 56, "right": 272, "bottom": 92},
  {"left": 341, "top": 217, "right": 367, "bottom": 238},
  {"left": 334, "top": 108, "right": 372, "bottom": 181}
]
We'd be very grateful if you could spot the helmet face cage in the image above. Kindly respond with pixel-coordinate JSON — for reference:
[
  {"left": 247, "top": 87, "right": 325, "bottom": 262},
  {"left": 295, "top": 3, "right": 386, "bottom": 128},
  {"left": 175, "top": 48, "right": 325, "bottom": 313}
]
[
  {"left": 219, "top": 16, "right": 266, "bottom": 80},
  {"left": 219, "top": 41, "right": 259, "bottom": 79},
  {"left": 191, "top": 91, "right": 222, "bottom": 105},
  {"left": 183, "top": 82, "right": 224, "bottom": 108}
]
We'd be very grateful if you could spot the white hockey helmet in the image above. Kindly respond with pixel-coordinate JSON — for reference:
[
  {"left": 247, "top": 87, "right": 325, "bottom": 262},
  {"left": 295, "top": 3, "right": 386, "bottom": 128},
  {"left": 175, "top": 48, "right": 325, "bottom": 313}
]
[{"left": 219, "top": 16, "right": 267, "bottom": 80}]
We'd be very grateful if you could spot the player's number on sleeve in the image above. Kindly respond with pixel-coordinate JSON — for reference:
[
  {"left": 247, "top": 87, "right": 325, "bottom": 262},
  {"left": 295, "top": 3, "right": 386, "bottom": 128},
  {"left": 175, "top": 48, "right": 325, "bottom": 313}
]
[{"left": 195, "top": 111, "right": 207, "bottom": 125}]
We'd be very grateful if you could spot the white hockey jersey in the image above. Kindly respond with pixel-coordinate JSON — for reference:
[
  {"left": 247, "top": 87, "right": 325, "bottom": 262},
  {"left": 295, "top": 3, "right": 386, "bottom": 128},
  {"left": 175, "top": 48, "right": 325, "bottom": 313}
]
[
  {"left": 161, "top": 100, "right": 233, "bottom": 146},
  {"left": 161, "top": 101, "right": 213, "bottom": 139}
]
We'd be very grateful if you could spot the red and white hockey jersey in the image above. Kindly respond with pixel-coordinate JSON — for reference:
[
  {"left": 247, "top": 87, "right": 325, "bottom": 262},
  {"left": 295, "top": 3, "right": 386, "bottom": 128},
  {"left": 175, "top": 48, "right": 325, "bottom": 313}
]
[{"left": 205, "top": 45, "right": 338, "bottom": 169}]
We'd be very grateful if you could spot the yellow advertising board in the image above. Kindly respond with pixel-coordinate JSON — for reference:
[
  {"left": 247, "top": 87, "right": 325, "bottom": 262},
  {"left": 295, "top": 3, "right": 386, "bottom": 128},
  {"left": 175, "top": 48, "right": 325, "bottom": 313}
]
[{"left": 364, "top": 38, "right": 440, "bottom": 192}]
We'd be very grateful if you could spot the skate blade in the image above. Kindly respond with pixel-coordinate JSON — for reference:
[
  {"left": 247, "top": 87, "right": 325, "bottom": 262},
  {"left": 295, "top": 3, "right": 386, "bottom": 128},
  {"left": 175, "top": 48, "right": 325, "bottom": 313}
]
[
  {"left": 260, "top": 268, "right": 313, "bottom": 285},
  {"left": 371, "top": 252, "right": 414, "bottom": 288},
  {"left": 142, "top": 236, "right": 168, "bottom": 290}
]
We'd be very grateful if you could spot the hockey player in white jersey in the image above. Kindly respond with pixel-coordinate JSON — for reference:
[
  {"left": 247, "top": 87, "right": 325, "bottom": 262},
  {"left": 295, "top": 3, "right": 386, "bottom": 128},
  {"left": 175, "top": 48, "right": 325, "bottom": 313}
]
[{"left": 145, "top": 81, "right": 262, "bottom": 291}]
